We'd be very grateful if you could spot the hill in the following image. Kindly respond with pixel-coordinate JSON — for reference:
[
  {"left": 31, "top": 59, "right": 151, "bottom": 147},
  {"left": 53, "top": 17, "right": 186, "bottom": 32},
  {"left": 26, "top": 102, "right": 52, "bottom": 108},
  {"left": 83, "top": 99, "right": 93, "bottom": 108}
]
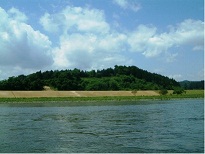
[
  {"left": 0, "top": 65, "right": 180, "bottom": 91},
  {"left": 179, "top": 80, "right": 204, "bottom": 90}
]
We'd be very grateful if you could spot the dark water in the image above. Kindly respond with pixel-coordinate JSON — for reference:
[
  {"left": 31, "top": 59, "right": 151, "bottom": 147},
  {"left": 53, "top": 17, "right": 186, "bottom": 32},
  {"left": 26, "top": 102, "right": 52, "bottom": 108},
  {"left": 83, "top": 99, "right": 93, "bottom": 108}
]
[{"left": 0, "top": 99, "right": 204, "bottom": 153}]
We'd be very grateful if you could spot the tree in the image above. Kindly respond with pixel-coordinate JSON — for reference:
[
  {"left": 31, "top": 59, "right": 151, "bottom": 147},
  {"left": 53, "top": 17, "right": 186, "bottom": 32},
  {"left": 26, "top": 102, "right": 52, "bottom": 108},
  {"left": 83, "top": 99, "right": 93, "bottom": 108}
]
[
  {"left": 108, "top": 78, "right": 120, "bottom": 90},
  {"left": 0, "top": 65, "right": 181, "bottom": 91},
  {"left": 159, "top": 89, "right": 168, "bottom": 95},
  {"left": 173, "top": 87, "right": 185, "bottom": 95}
]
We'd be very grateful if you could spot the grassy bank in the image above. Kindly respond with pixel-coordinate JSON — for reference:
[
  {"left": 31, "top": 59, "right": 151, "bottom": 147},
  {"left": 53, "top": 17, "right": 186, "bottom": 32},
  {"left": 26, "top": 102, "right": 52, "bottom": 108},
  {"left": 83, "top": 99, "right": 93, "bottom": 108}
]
[{"left": 0, "top": 90, "right": 203, "bottom": 103}]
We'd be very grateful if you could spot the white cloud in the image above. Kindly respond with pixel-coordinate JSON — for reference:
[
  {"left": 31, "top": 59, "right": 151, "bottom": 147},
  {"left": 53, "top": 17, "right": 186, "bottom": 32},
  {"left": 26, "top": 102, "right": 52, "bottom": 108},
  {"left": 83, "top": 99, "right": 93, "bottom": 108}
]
[
  {"left": 8, "top": 7, "right": 28, "bottom": 22},
  {"left": 128, "top": 25, "right": 159, "bottom": 56},
  {"left": 113, "top": 0, "right": 128, "bottom": 9},
  {"left": 39, "top": 13, "right": 60, "bottom": 33},
  {"left": 127, "top": 25, "right": 175, "bottom": 59},
  {"left": 40, "top": 6, "right": 110, "bottom": 34},
  {"left": 0, "top": 7, "right": 53, "bottom": 70},
  {"left": 39, "top": 5, "right": 203, "bottom": 70},
  {"left": 169, "top": 19, "right": 204, "bottom": 50},
  {"left": 127, "top": 19, "right": 204, "bottom": 61},
  {"left": 40, "top": 6, "right": 129, "bottom": 70},
  {"left": 0, "top": 4, "right": 203, "bottom": 81},
  {"left": 52, "top": 32, "right": 129, "bottom": 70},
  {"left": 113, "top": 0, "right": 141, "bottom": 12}
]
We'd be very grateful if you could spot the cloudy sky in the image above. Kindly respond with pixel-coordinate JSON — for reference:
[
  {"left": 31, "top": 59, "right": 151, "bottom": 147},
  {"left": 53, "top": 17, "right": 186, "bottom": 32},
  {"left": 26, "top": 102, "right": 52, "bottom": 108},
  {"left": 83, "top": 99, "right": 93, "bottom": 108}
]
[{"left": 0, "top": 0, "right": 204, "bottom": 81}]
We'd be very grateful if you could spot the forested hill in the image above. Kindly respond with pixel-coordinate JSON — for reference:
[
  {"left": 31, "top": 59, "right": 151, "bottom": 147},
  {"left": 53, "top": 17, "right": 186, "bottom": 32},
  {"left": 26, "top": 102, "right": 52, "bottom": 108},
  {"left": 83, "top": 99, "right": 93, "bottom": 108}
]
[
  {"left": 179, "top": 80, "right": 204, "bottom": 90},
  {"left": 0, "top": 65, "right": 180, "bottom": 90}
]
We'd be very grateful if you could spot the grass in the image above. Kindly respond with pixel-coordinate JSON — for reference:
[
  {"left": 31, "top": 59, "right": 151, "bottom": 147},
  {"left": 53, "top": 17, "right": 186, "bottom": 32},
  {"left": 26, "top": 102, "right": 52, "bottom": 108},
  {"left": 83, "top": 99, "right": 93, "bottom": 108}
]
[
  {"left": 0, "top": 90, "right": 203, "bottom": 103},
  {"left": 167, "top": 90, "right": 204, "bottom": 97}
]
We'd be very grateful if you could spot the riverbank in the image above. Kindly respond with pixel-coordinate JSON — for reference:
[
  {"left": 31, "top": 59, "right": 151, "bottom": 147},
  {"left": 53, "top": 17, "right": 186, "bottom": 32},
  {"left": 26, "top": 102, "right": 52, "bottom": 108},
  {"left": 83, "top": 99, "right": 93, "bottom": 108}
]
[
  {"left": 0, "top": 90, "right": 203, "bottom": 103},
  {"left": 0, "top": 90, "right": 159, "bottom": 98}
]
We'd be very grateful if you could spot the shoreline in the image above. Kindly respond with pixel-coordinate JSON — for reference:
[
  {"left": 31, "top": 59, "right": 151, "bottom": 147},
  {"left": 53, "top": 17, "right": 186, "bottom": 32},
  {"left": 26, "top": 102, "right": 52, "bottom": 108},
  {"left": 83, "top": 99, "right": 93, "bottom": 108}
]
[
  {"left": 0, "top": 93, "right": 203, "bottom": 103},
  {"left": 0, "top": 90, "right": 203, "bottom": 103},
  {"left": 0, "top": 90, "right": 159, "bottom": 98}
]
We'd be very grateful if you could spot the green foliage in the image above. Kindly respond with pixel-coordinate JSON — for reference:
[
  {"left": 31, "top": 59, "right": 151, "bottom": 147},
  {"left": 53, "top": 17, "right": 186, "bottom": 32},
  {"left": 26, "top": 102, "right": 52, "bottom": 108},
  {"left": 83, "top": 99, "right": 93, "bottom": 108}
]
[
  {"left": 173, "top": 87, "right": 185, "bottom": 95},
  {"left": 159, "top": 89, "right": 168, "bottom": 95},
  {"left": 179, "top": 80, "right": 204, "bottom": 90},
  {"left": 0, "top": 65, "right": 180, "bottom": 90}
]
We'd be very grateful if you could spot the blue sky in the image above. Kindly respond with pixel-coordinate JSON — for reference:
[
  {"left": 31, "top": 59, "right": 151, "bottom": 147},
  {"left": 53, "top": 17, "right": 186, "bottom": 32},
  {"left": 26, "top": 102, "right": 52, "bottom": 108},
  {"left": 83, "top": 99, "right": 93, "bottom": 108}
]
[{"left": 0, "top": 0, "right": 204, "bottom": 81}]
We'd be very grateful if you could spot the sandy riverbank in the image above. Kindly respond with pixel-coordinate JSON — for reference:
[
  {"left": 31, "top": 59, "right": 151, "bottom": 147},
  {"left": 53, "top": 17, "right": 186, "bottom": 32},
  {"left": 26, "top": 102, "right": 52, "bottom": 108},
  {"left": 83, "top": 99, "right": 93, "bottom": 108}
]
[{"left": 0, "top": 90, "right": 159, "bottom": 98}]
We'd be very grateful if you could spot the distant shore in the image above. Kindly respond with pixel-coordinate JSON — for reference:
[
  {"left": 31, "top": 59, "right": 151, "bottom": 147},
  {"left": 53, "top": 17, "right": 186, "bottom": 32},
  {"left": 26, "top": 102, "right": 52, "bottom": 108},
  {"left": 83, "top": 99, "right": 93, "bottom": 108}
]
[{"left": 0, "top": 90, "right": 203, "bottom": 103}]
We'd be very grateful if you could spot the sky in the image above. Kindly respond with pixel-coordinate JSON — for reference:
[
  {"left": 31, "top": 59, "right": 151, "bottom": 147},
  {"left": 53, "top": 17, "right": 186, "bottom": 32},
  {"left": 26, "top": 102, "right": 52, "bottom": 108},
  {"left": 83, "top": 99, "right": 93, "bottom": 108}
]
[{"left": 0, "top": 0, "right": 204, "bottom": 81}]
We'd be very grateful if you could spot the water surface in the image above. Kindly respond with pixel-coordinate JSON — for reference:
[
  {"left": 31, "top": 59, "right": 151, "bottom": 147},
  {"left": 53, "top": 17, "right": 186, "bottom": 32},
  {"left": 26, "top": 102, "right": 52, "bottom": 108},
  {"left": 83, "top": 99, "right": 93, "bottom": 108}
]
[{"left": 0, "top": 99, "right": 204, "bottom": 153}]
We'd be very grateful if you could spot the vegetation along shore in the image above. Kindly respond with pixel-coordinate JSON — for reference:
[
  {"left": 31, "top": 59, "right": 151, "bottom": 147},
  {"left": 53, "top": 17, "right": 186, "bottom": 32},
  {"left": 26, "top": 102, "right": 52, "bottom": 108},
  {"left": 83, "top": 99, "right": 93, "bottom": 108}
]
[{"left": 0, "top": 90, "right": 203, "bottom": 103}]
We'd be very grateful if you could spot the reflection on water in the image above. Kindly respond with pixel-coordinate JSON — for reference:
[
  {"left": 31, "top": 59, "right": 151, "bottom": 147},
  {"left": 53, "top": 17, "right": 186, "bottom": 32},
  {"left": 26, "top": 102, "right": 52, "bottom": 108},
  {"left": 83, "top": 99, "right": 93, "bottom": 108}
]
[{"left": 0, "top": 99, "right": 204, "bottom": 153}]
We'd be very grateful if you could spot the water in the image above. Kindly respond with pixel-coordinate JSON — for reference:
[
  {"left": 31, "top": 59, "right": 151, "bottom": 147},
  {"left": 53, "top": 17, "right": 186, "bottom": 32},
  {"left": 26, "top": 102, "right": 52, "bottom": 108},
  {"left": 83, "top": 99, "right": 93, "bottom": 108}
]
[{"left": 0, "top": 99, "right": 204, "bottom": 153}]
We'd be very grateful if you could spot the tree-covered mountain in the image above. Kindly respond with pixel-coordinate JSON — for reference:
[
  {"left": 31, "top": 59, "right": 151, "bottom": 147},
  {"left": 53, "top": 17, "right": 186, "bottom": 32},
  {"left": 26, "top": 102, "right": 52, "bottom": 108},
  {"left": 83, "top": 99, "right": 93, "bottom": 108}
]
[
  {"left": 179, "top": 80, "right": 204, "bottom": 90},
  {"left": 0, "top": 65, "right": 180, "bottom": 90}
]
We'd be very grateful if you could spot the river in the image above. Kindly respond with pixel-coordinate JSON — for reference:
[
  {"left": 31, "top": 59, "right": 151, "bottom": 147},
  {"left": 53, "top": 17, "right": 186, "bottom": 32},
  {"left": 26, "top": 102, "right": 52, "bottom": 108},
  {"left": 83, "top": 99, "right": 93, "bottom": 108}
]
[{"left": 0, "top": 99, "right": 204, "bottom": 153}]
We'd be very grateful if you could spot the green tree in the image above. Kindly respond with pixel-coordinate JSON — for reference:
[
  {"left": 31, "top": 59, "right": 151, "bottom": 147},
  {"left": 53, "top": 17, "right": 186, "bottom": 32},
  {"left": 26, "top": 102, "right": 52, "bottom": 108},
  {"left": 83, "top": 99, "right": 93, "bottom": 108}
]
[
  {"left": 173, "top": 87, "right": 185, "bottom": 95},
  {"left": 108, "top": 78, "right": 120, "bottom": 90},
  {"left": 159, "top": 89, "right": 168, "bottom": 95}
]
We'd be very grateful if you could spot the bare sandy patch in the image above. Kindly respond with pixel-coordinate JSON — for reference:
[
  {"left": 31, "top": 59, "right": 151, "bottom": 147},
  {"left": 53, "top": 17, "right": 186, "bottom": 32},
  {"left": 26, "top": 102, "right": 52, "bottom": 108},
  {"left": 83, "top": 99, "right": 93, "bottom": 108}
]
[
  {"left": 0, "top": 90, "right": 159, "bottom": 98},
  {"left": 0, "top": 91, "right": 15, "bottom": 98}
]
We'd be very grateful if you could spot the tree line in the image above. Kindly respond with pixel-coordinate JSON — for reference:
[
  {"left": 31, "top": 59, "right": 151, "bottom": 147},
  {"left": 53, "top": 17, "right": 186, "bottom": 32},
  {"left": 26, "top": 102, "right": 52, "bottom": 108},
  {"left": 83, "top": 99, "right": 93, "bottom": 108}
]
[
  {"left": 179, "top": 80, "right": 204, "bottom": 90},
  {"left": 0, "top": 65, "right": 180, "bottom": 91}
]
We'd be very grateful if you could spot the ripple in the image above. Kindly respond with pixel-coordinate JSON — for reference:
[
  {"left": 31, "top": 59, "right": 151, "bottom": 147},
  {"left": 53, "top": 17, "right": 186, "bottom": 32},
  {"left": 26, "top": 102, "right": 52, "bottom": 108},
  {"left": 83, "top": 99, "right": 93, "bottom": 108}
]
[{"left": 0, "top": 99, "right": 203, "bottom": 153}]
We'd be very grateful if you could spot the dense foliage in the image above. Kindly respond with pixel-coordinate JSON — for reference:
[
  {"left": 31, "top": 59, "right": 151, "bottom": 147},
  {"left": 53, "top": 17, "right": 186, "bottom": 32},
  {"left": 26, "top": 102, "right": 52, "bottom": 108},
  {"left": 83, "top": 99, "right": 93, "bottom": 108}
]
[
  {"left": 159, "top": 89, "right": 168, "bottom": 95},
  {"left": 179, "top": 80, "right": 204, "bottom": 90},
  {"left": 0, "top": 65, "right": 180, "bottom": 90},
  {"left": 173, "top": 87, "right": 186, "bottom": 95}
]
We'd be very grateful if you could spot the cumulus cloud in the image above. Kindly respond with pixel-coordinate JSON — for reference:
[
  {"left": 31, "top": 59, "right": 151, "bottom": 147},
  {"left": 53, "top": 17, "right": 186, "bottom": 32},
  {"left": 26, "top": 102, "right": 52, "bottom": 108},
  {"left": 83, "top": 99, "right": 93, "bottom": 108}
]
[
  {"left": 8, "top": 7, "right": 28, "bottom": 22},
  {"left": 168, "top": 19, "right": 204, "bottom": 50},
  {"left": 0, "top": 4, "right": 203, "bottom": 81},
  {"left": 113, "top": 0, "right": 141, "bottom": 12},
  {"left": 39, "top": 13, "right": 60, "bottom": 33},
  {"left": 40, "top": 6, "right": 110, "bottom": 34},
  {"left": 128, "top": 19, "right": 204, "bottom": 61},
  {"left": 40, "top": 6, "right": 130, "bottom": 70},
  {"left": 0, "top": 7, "right": 53, "bottom": 69},
  {"left": 52, "top": 32, "right": 129, "bottom": 70},
  {"left": 39, "top": 5, "right": 203, "bottom": 69}
]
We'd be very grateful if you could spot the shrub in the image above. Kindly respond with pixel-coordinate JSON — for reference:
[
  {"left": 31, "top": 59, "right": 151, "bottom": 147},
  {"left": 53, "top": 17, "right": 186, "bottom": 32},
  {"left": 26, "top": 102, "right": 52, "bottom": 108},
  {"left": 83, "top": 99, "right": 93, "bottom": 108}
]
[
  {"left": 159, "top": 89, "right": 168, "bottom": 95},
  {"left": 173, "top": 87, "right": 185, "bottom": 95}
]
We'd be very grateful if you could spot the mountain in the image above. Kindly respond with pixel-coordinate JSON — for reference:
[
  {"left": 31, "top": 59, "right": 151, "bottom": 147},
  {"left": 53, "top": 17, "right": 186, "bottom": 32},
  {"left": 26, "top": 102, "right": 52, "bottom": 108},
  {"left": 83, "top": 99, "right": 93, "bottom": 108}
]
[{"left": 0, "top": 65, "right": 180, "bottom": 90}]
